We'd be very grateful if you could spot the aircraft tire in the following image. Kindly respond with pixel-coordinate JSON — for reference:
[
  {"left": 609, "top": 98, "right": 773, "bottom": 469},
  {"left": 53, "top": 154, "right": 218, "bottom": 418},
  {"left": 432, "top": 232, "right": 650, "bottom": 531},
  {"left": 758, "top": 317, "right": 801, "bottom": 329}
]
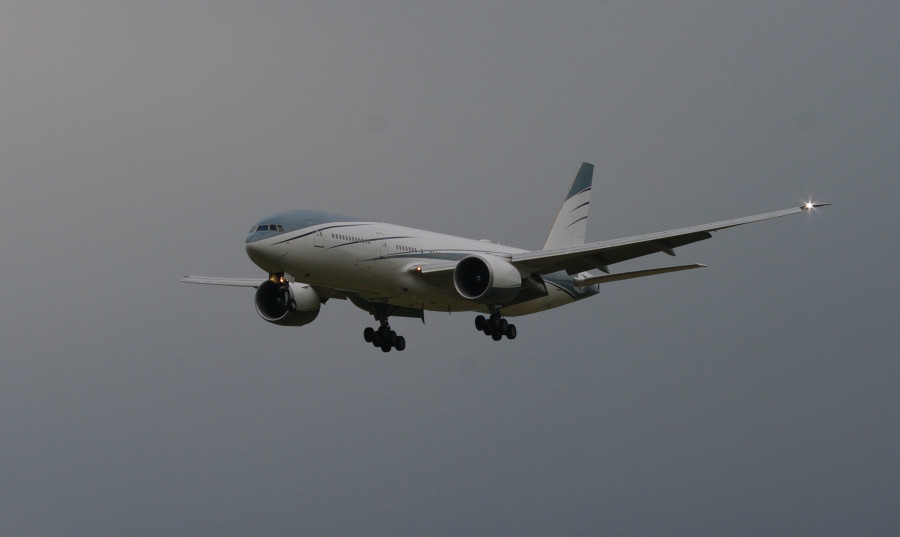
[
  {"left": 364, "top": 327, "right": 375, "bottom": 343},
  {"left": 491, "top": 330, "right": 503, "bottom": 341},
  {"left": 475, "top": 315, "right": 486, "bottom": 331},
  {"left": 506, "top": 324, "right": 517, "bottom": 340},
  {"left": 395, "top": 336, "right": 406, "bottom": 351},
  {"left": 381, "top": 341, "right": 392, "bottom": 352}
]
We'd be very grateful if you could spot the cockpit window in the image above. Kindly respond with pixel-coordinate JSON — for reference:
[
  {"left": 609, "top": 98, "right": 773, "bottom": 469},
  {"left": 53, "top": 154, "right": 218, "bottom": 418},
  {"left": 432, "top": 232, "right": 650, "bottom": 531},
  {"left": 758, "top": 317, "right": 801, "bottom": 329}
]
[{"left": 251, "top": 224, "right": 285, "bottom": 233}]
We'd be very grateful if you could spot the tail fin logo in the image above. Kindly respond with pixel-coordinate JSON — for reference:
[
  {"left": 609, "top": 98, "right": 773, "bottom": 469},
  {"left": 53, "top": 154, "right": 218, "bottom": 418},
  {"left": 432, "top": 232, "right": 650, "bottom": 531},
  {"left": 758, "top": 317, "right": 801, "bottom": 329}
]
[{"left": 542, "top": 162, "right": 594, "bottom": 251}]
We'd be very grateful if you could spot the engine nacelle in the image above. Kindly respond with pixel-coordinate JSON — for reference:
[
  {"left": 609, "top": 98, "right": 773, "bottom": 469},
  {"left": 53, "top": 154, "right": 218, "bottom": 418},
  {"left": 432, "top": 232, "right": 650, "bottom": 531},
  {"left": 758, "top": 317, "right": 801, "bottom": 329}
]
[
  {"left": 453, "top": 254, "right": 522, "bottom": 304},
  {"left": 255, "top": 280, "right": 321, "bottom": 326}
]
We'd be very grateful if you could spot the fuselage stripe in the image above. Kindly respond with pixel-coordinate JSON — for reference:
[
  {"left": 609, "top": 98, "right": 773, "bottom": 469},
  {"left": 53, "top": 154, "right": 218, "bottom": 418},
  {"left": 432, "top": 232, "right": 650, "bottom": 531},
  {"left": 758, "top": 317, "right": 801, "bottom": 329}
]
[
  {"left": 273, "top": 223, "right": 370, "bottom": 245},
  {"left": 544, "top": 279, "right": 579, "bottom": 301}
]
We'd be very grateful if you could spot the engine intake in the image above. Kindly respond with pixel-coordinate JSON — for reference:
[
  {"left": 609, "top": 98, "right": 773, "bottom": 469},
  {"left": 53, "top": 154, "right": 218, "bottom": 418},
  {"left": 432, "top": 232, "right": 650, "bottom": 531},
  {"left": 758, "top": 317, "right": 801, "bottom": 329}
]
[
  {"left": 453, "top": 254, "right": 522, "bottom": 304},
  {"left": 255, "top": 280, "right": 321, "bottom": 326}
]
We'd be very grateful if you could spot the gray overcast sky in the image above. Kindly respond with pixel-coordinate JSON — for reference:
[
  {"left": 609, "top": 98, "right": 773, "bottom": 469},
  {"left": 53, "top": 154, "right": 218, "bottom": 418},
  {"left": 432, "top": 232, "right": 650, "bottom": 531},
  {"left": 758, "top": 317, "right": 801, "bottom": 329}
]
[{"left": 1, "top": 2, "right": 897, "bottom": 536}]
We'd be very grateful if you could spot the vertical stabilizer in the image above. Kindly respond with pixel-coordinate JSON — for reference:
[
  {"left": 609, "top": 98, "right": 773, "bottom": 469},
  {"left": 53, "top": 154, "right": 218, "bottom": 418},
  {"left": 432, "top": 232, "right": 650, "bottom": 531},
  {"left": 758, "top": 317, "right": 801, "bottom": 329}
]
[{"left": 542, "top": 162, "right": 594, "bottom": 250}]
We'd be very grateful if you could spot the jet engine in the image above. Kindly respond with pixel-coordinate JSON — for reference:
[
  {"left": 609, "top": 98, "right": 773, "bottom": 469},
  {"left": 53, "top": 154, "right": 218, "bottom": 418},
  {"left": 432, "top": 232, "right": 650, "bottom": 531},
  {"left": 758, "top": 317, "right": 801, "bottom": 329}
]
[
  {"left": 255, "top": 280, "right": 321, "bottom": 326},
  {"left": 453, "top": 254, "right": 522, "bottom": 304}
]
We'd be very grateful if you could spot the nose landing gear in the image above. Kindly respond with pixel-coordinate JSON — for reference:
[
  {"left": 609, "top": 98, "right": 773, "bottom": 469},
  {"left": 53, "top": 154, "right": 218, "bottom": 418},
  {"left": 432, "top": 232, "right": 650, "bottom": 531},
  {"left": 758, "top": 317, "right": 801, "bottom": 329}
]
[{"left": 475, "top": 312, "right": 517, "bottom": 341}]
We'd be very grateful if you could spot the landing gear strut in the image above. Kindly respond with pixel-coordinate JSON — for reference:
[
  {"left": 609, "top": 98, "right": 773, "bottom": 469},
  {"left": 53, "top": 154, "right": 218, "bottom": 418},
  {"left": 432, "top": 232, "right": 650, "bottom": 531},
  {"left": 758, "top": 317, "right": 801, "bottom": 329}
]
[
  {"left": 475, "top": 311, "right": 517, "bottom": 341},
  {"left": 363, "top": 319, "right": 406, "bottom": 352}
]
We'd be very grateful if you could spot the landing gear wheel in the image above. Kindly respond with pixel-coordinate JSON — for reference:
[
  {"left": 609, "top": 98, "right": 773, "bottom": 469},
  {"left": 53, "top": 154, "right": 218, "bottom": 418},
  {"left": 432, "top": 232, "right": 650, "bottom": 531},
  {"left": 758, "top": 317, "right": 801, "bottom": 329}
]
[
  {"left": 505, "top": 324, "right": 517, "bottom": 340},
  {"left": 364, "top": 319, "right": 407, "bottom": 352},
  {"left": 476, "top": 310, "right": 518, "bottom": 341}
]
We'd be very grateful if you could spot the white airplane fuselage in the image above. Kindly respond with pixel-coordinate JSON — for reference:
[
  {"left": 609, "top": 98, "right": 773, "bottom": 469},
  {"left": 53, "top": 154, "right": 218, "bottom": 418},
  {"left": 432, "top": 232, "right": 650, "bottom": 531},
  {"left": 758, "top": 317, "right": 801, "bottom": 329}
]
[{"left": 245, "top": 216, "right": 593, "bottom": 317}]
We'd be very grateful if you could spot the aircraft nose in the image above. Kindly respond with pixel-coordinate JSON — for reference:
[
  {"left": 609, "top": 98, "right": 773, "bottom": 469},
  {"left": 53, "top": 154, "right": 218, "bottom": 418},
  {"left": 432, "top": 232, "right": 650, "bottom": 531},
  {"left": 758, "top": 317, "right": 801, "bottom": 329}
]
[
  {"left": 245, "top": 239, "right": 280, "bottom": 272},
  {"left": 245, "top": 239, "right": 262, "bottom": 257}
]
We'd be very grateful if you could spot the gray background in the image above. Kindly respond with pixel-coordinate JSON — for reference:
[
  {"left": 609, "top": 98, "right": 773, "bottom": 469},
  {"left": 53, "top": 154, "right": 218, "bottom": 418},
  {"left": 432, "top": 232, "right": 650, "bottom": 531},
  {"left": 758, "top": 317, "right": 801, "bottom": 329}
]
[{"left": 2, "top": 2, "right": 897, "bottom": 536}]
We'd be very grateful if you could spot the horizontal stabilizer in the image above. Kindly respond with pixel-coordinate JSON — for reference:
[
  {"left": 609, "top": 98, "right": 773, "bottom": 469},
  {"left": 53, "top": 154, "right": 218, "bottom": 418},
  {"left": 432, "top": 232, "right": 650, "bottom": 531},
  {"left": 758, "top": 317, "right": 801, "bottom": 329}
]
[{"left": 572, "top": 264, "right": 706, "bottom": 287}]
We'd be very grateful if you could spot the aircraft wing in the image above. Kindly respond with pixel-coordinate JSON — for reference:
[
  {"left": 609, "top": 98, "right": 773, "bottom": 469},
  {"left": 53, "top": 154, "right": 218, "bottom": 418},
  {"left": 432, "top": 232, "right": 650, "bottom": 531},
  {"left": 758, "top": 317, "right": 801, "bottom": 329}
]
[
  {"left": 182, "top": 275, "right": 351, "bottom": 301},
  {"left": 512, "top": 203, "right": 828, "bottom": 276},
  {"left": 182, "top": 275, "right": 263, "bottom": 287}
]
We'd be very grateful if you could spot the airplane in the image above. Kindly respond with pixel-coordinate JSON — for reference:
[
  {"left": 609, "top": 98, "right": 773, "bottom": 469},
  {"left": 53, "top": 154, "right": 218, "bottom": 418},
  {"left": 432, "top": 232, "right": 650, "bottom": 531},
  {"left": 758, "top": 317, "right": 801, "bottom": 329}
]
[{"left": 183, "top": 162, "right": 828, "bottom": 352}]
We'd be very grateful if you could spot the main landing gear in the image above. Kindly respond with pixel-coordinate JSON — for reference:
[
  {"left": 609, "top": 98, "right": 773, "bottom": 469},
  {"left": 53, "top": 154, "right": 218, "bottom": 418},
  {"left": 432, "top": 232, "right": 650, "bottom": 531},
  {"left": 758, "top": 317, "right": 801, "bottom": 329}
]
[
  {"left": 475, "top": 312, "right": 517, "bottom": 341},
  {"left": 363, "top": 320, "right": 406, "bottom": 352}
]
